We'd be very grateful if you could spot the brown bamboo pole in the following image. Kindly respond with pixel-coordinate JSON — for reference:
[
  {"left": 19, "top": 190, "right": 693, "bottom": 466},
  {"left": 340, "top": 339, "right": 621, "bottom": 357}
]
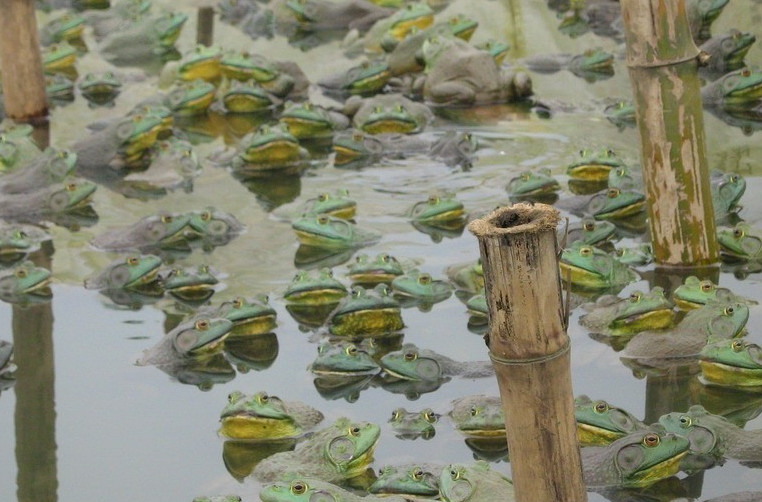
[
  {"left": 620, "top": 0, "right": 718, "bottom": 267},
  {"left": 0, "top": 0, "right": 48, "bottom": 120},
  {"left": 197, "top": 7, "right": 215, "bottom": 47},
  {"left": 469, "top": 204, "right": 587, "bottom": 502}
]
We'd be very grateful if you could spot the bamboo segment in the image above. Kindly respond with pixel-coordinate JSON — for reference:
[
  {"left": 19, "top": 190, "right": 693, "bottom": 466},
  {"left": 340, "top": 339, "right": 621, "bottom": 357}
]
[
  {"left": 620, "top": 0, "right": 718, "bottom": 267},
  {"left": 469, "top": 204, "right": 587, "bottom": 502},
  {"left": 0, "top": 0, "right": 48, "bottom": 120}
]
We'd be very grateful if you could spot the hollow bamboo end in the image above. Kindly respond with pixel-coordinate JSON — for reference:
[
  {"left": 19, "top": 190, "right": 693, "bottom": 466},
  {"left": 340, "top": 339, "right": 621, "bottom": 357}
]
[{"left": 468, "top": 203, "right": 561, "bottom": 237}]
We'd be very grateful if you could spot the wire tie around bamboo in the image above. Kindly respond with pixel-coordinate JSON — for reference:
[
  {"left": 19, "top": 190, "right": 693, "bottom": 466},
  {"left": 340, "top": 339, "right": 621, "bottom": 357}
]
[{"left": 489, "top": 340, "right": 569, "bottom": 365}]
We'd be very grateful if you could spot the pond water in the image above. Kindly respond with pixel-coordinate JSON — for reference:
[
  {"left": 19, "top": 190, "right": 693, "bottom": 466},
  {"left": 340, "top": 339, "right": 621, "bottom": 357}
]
[{"left": 1, "top": 0, "right": 762, "bottom": 501}]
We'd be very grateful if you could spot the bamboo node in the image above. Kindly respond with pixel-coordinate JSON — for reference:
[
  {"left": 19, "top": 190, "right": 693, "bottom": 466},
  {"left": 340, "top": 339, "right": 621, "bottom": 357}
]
[{"left": 489, "top": 340, "right": 569, "bottom": 366}]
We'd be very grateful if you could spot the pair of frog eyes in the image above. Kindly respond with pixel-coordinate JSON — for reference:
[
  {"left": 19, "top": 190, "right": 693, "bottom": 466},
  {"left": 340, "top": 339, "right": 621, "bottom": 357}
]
[
  {"left": 578, "top": 148, "right": 616, "bottom": 157},
  {"left": 390, "top": 408, "right": 437, "bottom": 422}
]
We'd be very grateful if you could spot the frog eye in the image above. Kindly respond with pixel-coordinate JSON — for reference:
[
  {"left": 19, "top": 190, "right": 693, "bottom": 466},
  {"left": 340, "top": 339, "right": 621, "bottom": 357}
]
[
  {"left": 66, "top": 182, "right": 77, "bottom": 192},
  {"left": 679, "top": 416, "right": 692, "bottom": 427},
  {"left": 317, "top": 193, "right": 328, "bottom": 202},
  {"left": 195, "top": 319, "right": 210, "bottom": 331},
  {"left": 580, "top": 246, "right": 593, "bottom": 256},
  {"left": 583, "top": 221, "right": 595, "bottom": 231},
  {"left": 594, "top": 401, "right": 609, "bottom": 413},
  {"left": 394, "top": 104, "right": 404, "bottom": 113},
  {"left": 418, "top": 274, "right": 432, "bottom": 285},
  {"left": 643, "top": 433, "right": 660, "bottom": 447},
  {"left": 352, "top": 289, "right": 363, "bottom": 298},
  {"left": 404, "top": 350, "right": 418, "bottom": 361},
  {"left": 520, "top": 173, "right": 530, "bottom": 181},
  {"left": 233, "top": 297, "right": 244, "bottom": 308},
  {"left": 427, "top": 195, "right": 439, "bottom": 204},
  {"left": 629, "top": 292, "right": 642, "bottom": 302},
  {"left": 724, "top": 306, "right": 735, "bottom": 316},
  {"left": 469, "top": 406, "right": 479, "bottom": 417},
  {"left": 732, "top": 339, "right": 744, "bottom": 351},
  {"left": 700, "top": 281, "right": 713, "bottom": 292},
  {"left": 606, "top": 149, "right": 615, "bottom": 156},
  {"left": 200, "top": 210, "right": 212, "bottom": 221},
  {"left": 127, "top": 256, "right": 140, "bottom": 266},
  {"left": 380, "top": 253, "right": 390, "bottom": 262},
  {"left": 423, "top": 409, "right": 437, "bottom": 422},
  {"left": 607, "top": 188, "right": 621, "bottom": 198},
  {"left": 349, "top": 426, "right": 361, "bottom": 436},
  {"left": 345, "top": 345, "right": 358, "bottom": 356},
  {"left": 742, "top": 68, "right": 752, "bottom": 77},
  {"left": 317, "top": 215, "right": 329, "bottom": 225},
  {"left": 733, "top": 227, "right": 745, "bottom": 238},
  {"left": 450, "top": 468, "right": 461, "bottom": 480},
  {"left": 391, "top": 408, "right": 402, "bottom": 420},
  {"left": 15, "top": 267, "right": 28, "bottom": 278},
  {"left": 579, "top": 149, "right": 589, "bottom": 156},
  {"left": 290, "top": 480, "right": 307, "bottom": 495},
  {"left": 352, "top": 132, "right": 363, "bottom": 141},
  {"left": 227, "top": 391, "right": 241, "bottom": 403},
  {"left": 257, "top": 392, "right": 269, "bottom": 403},
  {"left": 161, "top": 214, "right": 174, "bottom": 223},
  {"left": 412, "top": 467, "right": 424, "bottom": 479}
]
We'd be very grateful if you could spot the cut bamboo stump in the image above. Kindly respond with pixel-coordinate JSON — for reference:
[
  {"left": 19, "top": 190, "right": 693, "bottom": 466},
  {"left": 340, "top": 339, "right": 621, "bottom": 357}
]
[
  {"left": 0, "top": 0, "right": 48, "bottom": 120},
  {"left": 621, "top": 0, "right": 718, "bottom": 267},
  {"left": 469, "top": 204, "right": 587, "bottom": 502}
]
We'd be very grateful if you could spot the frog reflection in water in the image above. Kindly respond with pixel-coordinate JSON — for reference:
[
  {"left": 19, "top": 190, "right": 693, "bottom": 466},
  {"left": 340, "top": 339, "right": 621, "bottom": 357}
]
[
  {"left": 580, "top": 287, "right": 676, "bottom": 337},
  {"left": 219, "top": 390, "right": 324, "bottom": 440},
  {"left": 582, "top": 428, "right": 690, "bottom": 488},
  {"left": 574, "top": 395, "right": 648, "bottom": 446},
  {"left": 260, "top": 478, "right": 410, "bottom": 502},
  {"left": 0, "top": 180, "right": 97, "bottom": 223},
  {"left": 0, "top": 224, "right": 50, "bottom": 264},
  {"left": 252, "top": 417, "right": 381, "bottom": 483},
  {"left": 138, "top": 317, "right": 233, "bottom": 366},
  {"left": 522, "top": 48, "right": 615, "bottom": 80},
  {"left": 439, "top": 461, "right": 515, "bottom": 502},
  {"left": 699, "top": 338, "right": 762, "bottom": 387},
  {"left": 78, "top": 72, "right": 122, "bottom": 106},
  {"left": 388, "top": 407, "right": 438, "bottom": 439},
  {"left": 380, "top": 342, "right": 493, "bottom": 381}
]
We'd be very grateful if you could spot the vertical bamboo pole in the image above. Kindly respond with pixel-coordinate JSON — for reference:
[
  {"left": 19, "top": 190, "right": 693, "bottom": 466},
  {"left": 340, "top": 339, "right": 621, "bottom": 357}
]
[
  {"left": 620, "top": 0, "right": 718, "bottom": 267},
  {"left": 469, "top": 204, "right": 587, "bottom": 502},
  {"left": 197, "top": 7, "right": 215, "bottom": 47},
  {"left": 0, "top": 0, "right": 48, "bottom": 120}
]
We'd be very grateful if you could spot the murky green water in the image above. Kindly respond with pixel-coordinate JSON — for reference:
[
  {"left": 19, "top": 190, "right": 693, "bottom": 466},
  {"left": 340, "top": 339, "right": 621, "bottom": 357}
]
[{"left": 1, "top": 0, "right": 762, "bottom": 501}]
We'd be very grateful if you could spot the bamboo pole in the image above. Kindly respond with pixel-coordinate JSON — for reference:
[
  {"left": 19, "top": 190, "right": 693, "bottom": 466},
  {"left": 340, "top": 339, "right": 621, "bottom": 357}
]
[
  {"left": 0, "top": 0, "right": 48, "bottom": 120},
  {"left": 197, "top": 7, "right": 215, "bottom": 47},
  {"left": 620, "top": 0, "right": 718, "bottom": 267},
  {"left": 469, "top": 204, "right": 587, "bottom": 502}
]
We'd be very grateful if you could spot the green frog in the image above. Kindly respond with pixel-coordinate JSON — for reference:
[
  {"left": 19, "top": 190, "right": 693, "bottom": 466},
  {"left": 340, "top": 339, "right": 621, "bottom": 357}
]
[
  {"left": 659, "top": 404, "right": 762, "bottom": 463},
  {"left": 279, "top": 102, "right": 350, "bottom": 140},
  {"left": 0, "top": 148, "right": 77, "bottom": 194},
  {"left": 205, "top": 296, "right": 277, "bottom": 337},
  {"left": 345, "top": 94, "right": 434, "bottom": 134},
  {"left": 604, "top": 100, "right": 636, "bottom": 130},
  {"left": 574, "top": 395, "right": 648, "bottom": 446},
  {"left": 465, "top": 289, "right": 488, "bottom": 329},
  {"left": 567, "top": 148, "right": 626, "bottom": 182},
  {"left": 390, "top": 269, "right": 452, "bottom": 305},
  {"left": 702, "top": 68, "right": 762, "bottom": 108},
  {"left": 73, "top": 111, "right": 163, "bottom": 170},
  {"left": 579, "top": 287, "right": 676, "bottom": 337},
  {"left": 137, "top": 317, "right": 233, "bottom": 365},
  {"left": 0, "top": 224, "right": 50, "bottom": 263},
  {"left": 283, "top": 268, "right": 348, "bottom": 305},
  {"left": 345, "top": 1, "right": 434, "bottom": 54},
  {"left": 187, "top": 207, "right": 245, "bottom": 247},
  {"left": 506, "top": 168, "right": 560, "bottom": 202},
  {"left": 0, "top": 180, "right": 97, "bottom": 222},
  {"left": 260, "top": 478, "right": 410, "bottom": 502},
  {"left": 347, "top": 253, "right": 405, "bottom": 286},
  {"left": 613, "top": 244, "right": 654, "bottom": 267},
  {"left": 219, "top": 50, "right": 307, "bottom": 99},
  {"left": 219, "top": 390, "right": 324, "bottom": 440},
  {"left": 328, "top": 284, "right": 404, "bottom": 337},
  {"left": 99, "top": 11, "right": 188, "bottom": 63},
  {"left": 717, "top": 222, "right": 762, "bottom": 261},
  {"left": 711, "top": 170, "right": 746, "bottom": 222},
  {"left": 446, "top": 259, "right": 483, "bottom": 294},
  {"left": 448, "top": 395, "right": 505, "bottom": 437},
  {"left": 388, "top": 407, "right": 439, "bottom": 439},
  {"left": 163, "top": 44, "right": 222, "bottom": 84},
  {"left": 369, "top": 463, "right": 442, "bottom": 497},
  {"left": 84, "top": 254, "right": 162, "bottom": 292},
  {"left": 42, "top": 42, "right": 78, "bottom": 74},
  {"left": 439, "top": 461, "right": 514, "bottom": 502},
  {"left": 46, "top": 74, "right": 75, "bottom": 106},
  {"left": 40, "top": 13, "right": 86, "bottom": 45},
  {"left": 407, "top": 193, "right": 465, "bottom": 223},
  {"left": 559, "top": 242, "right": 638, "bottom": 291},
  {"left": 380, "top": 342, "right": 493, "bottom": 381},
  {"left": 415, "top": 36, "right": 532, "bottom": 105},
  {"left": 672, "top": 277, "right": 744, "bottom": 310},
  {"left": 522, "top": 48, "right": 614, "bottom": 81},
  {"left": 91, "top": 212, "right": 191, "bottom": 252},
  {"left": 292, "top": 214, "right": 380, "bottom": 250},
  {"left": 77, "top": 72, "right": 123, "bottom": 107},
  {"left": 559, "top": 187, "right": 646, "bottom": 221},
  {"left": 561, "top": 219, "right": 617, "bottom": 247},
  {"left": 622, "top": 291, "right": 750, "bottom": 362},
  {"left": 302, "top": 189, "right": 357, "bottom": 219},
  {"left": 308, "top": 341, "right": 381, "bottom": 375},
  {"left": 119, "top": 138, "right": 201, "bottom": 198},
  {"left": 318, "top": 60, "right": 392, "bottom": 96},
  {"left": 235, "top": 124, "right": 310, "bottom": 170},
  {"left": 252, "top": 417, "right": 381, "bottom": 483},
  {"left": 331, "top": 130, "right": 385, "bottom": 167},
  {"left": 581, "top": 428, "right": 690, "bottom": 488},
  {"left": 280, "top": 0, "right": 393, "bottom": 31},
  {"left": 218, "top": 79, "right": 281, "bottom": 113},
  {"left": 699, "top": 338, "right": 762, "bottom": 387},
  {"left": 160, "top": 265, "right": 218, "bottom": 303},
  {"left": 699, "top": 30, "right": 756, "bottom": 74},
  {"left": 0, "top": 261, "right": 53, "bottom": 303},
  {"left": 688, "top": 0, "right": 730, "bottom": 45},
  {"left": 156, "top": 79, "right": 217, "bottom": 117}
]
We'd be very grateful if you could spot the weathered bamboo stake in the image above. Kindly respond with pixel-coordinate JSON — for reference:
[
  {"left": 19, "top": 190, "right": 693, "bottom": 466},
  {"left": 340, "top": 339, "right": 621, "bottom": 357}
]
[
  {"left": 620, "top": 0, "right": 718, "bottom": 267},
  {"left": 197, "top": 7, "right": 215, "bottom": 47},
  {"left": 469, "top": 204, "right": 587, "bottom": 502},
  {"left": 0, "top": 0, "right": 48, "bottom": 120}
]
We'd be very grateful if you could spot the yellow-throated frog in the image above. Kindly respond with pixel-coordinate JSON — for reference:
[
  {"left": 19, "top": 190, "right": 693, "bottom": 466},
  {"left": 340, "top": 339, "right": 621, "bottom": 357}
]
[
  {"left": 579, "top": 287, "right": 676, "bottom": 337},
  {"left": 574, "top": 395, "right": 648, "bottom": 446},
  {"left": 219, "top": 390, "right": 324, "bottom": 440}
]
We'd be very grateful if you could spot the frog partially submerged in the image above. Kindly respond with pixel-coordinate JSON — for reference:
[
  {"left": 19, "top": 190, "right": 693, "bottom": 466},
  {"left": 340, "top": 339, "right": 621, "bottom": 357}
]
[
  {"left": 277, "top": 0, "right": 394, "bottom": 32},
  {"left": 561, "top": 219, "right": 617, "bottom": 247},
  {"left": 380, "top": 342, "right": 493, "bottom": 381},
  {"left": 308, "top": 340, "right": 381, "bottom": 375},
  {"left": 439, "top": 461, "right": 514, "bottom": 502},
  {"left": 702, "top": 68, "right": 762, "bottom": 109},
  {"left": 0, "top": 148, "right": 77, "bottom": 194},
  {"left": 283, "top": 268, "right": 348, "bottom": 305},
  {"left": 559, "top": 242, "right": 638, "bottom": 291},
  {"left": 91, "top": 212, "right": 191, "bottom": 252},
  {"left": 0, "top": 180, "right": 97, "bottom": 225},
  {"left": 84, "top": 254, "right": 163, "bottom": 293},
  {"left": 318, "top": 60, "right": 392, "bottom": 97},
  {"left": 260, "top": 478, "right": 410, "bottom": 502},
  {"left": 407, "top": 193, "right": 465, "bottom": 224},
  {"left": 230, "top": 124, "right": 310, "bottom": 176},
  {"left": 388, "top": 407, "right": 438, "bottom": 439},
  {"left": 344, "top": 1, "right": 434, "bottom": 54},
  {"left": 160, "top": 265, "right": 219, "bottom": 303},
  {"left": 574, "top": 395, "right": 648, "bottom": 446},
  {"left": 120, "top": 138, "right": 202, "bottom": 199},
  {"left": 40, "top": 13, "right": 86, "bottom": 46},
  {"left": 0, "top": 261, "right": 53, "bottom": 304},
  {"left": 522, "top": 48, "right": 615, "bottom": 81},
  {"left": 344, "top": 94, "right": 434, "bottom": 134},
  {"left": 0, "top": 224, "right": 51, "bottom": 264},
  {"left": 301, "top": 189, "right": 357, "bottom": 220},
  {"left": 580, "top": 288, "right": 676, "bottom": 337},
  {"left": 672, "top": 277, "right": 754, "bottom": 310},
  {"left": 292, "top": 214, "right": 380, "bottom": 250},
  {"left": 390, "top": 269, "right": 452, "bottom": 308},
  {"left": 506, "top": 168, "right": 560, "bottom": 203},
  {"left": 557, "top": 187, "right": 646, "bottom": 221},
  {"left": 699, "top": 29, "right": 757, "bottom": 75},
  {"left": 699, "top": 338, "right": 762, "bottom": 387},
  {"left": 219, "top": 390, "right": 324, "bottom": 440},
  {"left": 42, "top": 41, "right": 78, "bottom": 75},
  {"left": 448, "top": 395, "right": 505, "bottom": 437},
  {"left": 217, "top": 79, "right": 281, "bottom": 113},
  {"left": 279, "top": 101, "right": 350, "bottom": 141},
  {"left": 711, "top": 170, "right": 746, "bottom": 223},
  {"left": 187, "top": 207, "right": 245, "bottom": 248},
  {"left": 137, "top": 317, "right": 233, "bottom": 366},
  {"left": 78, "top": 72, "right": 123, "bottom": 107},
  {"left": 369, "top": 463, "right": 442, "bottom": 497},
  {"left": 347, "top": 253, "right": 405, "bottom": 286},
  {"left": 717, "top": 222, "right": 762, "bottom": 261},
  {"left": 99, "top": 11, "right": 188, "bottom": 64},
  {"left": 252, "top": 417, "right": 381, "bottom": 483},
  {"left": 327, "top": 284, "right": 404, "bottom": 337},
  {"left": 219, "top": 50, "right": 308, "bottom": 100},
  {"left": 566, "top": 148, "right": 626, "bottom": 182}
]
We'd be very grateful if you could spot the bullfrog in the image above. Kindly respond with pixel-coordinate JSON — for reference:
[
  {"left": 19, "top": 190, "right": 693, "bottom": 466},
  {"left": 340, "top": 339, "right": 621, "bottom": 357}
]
[
  {"left": 0, "top": 224, "right": 51, "bottom": 263},
  {"left": 46, "top": 74, "right": 75, "bottom": 106},
  {"left": 86, "top": 0, "right": 153, "bottom": 39},
  {"left": 99, "top": 11, "right": 188, "bottom": 64},
  {"left": 369, "top": 463, "right": 442, "bottom": 497},
  {"left": 566, "top": 148, "right": 626, "bottom": 182},
  {"left": 380, "top": 342, "right": 493, "bottom": 381},
  {"left": 414, "top": 36, "right": 532, "bottom": 105},
  {"left": 308, "top": 340, "right": 381, "bottom": 375},
  {"left": 331, "top": 130, "right": 386, "bottom": 167},
  {"left": 558, "top": 187, "right": 646, "bottom": 221},
  {"left": 622, "top": 291, "right": 750, "bottom": 362},
  {"left": 672, "top": 277, "right": 752, "bottom": 310},
  {"left": 582, "top": 428, "right": 690, "bottom": 488},
  {"left": 559, "top": 242, "right": 638, "bottom": 291},
  {"left": 252, "top": 417, "right": 381, "bottom": 483},
  {"left": 448, "top": 395, "right": 505, "bottom": 437},
  {"left": 699, "top": 338, "right": 762, "bottom": 387},
  {"left": 327, "top": 284, "right": 404, "bottom": 337},
  {"left": 91, "top": 212, "right": 191, "bottom": 252},
  {"left": 160, "top": 44, "right": 222, "bottom": 84},
  {"left": 278, "top": 0, "right": 394, "bottom": 32},
  {"left": 210, "top": 296, "right": 278, "bottom": 337},
  {"left": 388, "top": 407, "right": 439, "bottom": 439},
  {"left": 699, "top": 30, "right": 757, "bottom": 75},
  {"left": 292, "top": 214, "right": 380, "bottom": 250},
  {"left": 390, "top": 269, "right": 452, "bottom": 306},
  {"left": 119, "top": 138, "right": 201, "bottom": 199},
  {"left": 446, "top": 259, "right": 483, "bottom": 294},
  {"left": 160, "top": 265, "right": 218, "bottom": 303},
  {"left": 234, "top": 124, "right": 310, "bottom": 172},
  {"left": 579, "top": 287, "right": 676, "bottom": 337},
  {"left": 688, "top": 0, "right": 730, "bottom": 45},
  {"left": 219, "top": 390, "right": 324, "bottom": 440},
  {"left": 604, "top": 100, "right": 636, "bottom": 130},
  {"left": 187, "top": 207, "right": 245, "bottom": 247},
  {"left": 717, "top": 222, "right": 762, "bottom": 261},
  {"left": 574, "top": 395, "right": 648, "bottom": 446},
  {"left": 145, "top": 79, "right": 217, "bottom": 117},
  {"left": 42, "top": 42, "right": 78, "bottom": 75},
  {"left": 0, "top": 148, "right": 77, "bottom": 194},
  {"left": 260, "top": 478, "right": 410, "bottom": 502},
  {"left": 217, "top": 79, "right": 281, "bottom": 113},
  {"left": 465, "top": 289, "right": 488, "bottom": 330},
  {"left": 344, "top": 1, "right": 434, "bottom": 54},
  {"left": 659, "top": 404, "right": 762, "bottom": 463},
  {"left": 607, "top": 164, "right": 643, "bottom": 191},
  {"left": 301, "top": 189, "right": 357, "bottom": 220},
  {"left": 407, "top": 193, "right": 465, "bottom": 223},
  {"left": 77, "top": 72, "right": 123, "bottom": 106},
  {"left": 701, "top": 68, "right": 762, "bottom": 108},
  {"left": 347, "top": 253, "right": 405, "bottom": 286},
  {"left": 522, "top": 48, "right": 615, "bottom": 81},
  {"left": 0, "top": 261, "right": 53, "bottom": 304},
  {"left": 506, "top": 168, "right": 560, "bottom": 202},
  {"left": 345, "top": 94, "right": 434, "bottom": 134},
  {"left": 40, "top": 13, "right": 86, "bottom": 45},
  {"left": 137, "top": 317, "right": 233, "bottom": 365},
  {"left": 318, "top": 60, "right": 392, "bottom": 97},
  {"left": 0, "top": 180, "right": 97, "bottom": 223},
  {"left": 84, "top": 254, "right": 162, "bottom": 292},
  {"left": 280, "top": 102, "right": 348, "bottom": 141},
  {"left": 612, "top": 243, "right": 654, "bottom": 267},
  {"left": 219, "top": 50, "right": 307, "bottom": 99},
  {"left": 561, "top": 219, "right": 617, "bottom": 247},
  {"left": 439, "top": 461, "right": 514, "bottom": 502},
  {"left": 711, "top": 170, "right": 746, "bottom": 222},
  {"left": 283, "top": 268, "right": 348, "bottom": 305}
]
